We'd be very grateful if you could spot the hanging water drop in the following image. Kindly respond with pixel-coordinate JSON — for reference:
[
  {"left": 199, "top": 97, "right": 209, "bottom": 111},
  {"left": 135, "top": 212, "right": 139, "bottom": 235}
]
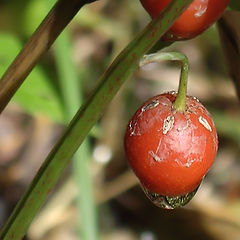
[{"left": 141, "top": 185, "right": 199, "bottom": 209}]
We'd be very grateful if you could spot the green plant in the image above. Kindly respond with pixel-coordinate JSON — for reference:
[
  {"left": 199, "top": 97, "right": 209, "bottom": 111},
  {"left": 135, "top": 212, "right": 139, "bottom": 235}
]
[{"left": 1, "top": 0, "right": 240, "bottom": 238}]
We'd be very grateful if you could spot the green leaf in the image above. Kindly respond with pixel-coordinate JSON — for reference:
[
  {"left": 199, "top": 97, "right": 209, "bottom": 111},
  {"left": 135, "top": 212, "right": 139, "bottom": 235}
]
[
  {"left": 0, "top": 33, "right": 64, "bottom": 122},
  {"left": 13, "top": 68, "right": 65, "bottom": 122},
  {"left": 229, "top": 0, "right": 240, "bottom": 11},
  {"left": 0, "top": 33, "right": 22, "bottom": 73},
  {"left": 22, "top": 0, "right": 53, "bottom": 37}
]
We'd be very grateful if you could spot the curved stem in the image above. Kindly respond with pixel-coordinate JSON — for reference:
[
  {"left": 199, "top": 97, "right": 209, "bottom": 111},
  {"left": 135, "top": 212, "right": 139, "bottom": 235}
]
[
  {"left": 140, "top": 52, "right": 189, "bottom": 112},
  {"left": 173, "top": 54, "right": 189, "bottom": 112}
]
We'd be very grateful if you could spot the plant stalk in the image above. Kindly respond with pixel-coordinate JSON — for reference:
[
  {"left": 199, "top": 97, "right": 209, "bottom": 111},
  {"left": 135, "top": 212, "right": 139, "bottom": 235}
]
[
  {"left": 140, "top": 51, "right": 189, "bottom": 112},
  {"left": 53, "top": 30, "right": 98, "bottom": 240}
]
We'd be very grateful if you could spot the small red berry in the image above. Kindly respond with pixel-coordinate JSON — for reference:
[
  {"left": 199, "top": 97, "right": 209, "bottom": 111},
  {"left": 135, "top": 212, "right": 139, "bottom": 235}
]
[
  {"left": 124, "top": 92, "right": 218, "bottom": 206},
  {"left": 139, "top": 0, "right": 229, "bottom": 41}
]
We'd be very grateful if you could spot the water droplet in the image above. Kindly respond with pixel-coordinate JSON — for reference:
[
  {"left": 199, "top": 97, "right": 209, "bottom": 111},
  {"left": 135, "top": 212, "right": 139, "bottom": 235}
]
[{"left": 142, "top": 185, "right": 199, "bottom": 209}]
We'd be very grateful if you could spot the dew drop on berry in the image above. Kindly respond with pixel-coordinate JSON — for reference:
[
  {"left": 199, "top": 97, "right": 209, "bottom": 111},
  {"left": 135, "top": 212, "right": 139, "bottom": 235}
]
[{"left": 141, "top": 185, "right": 200, "bottom": 209}]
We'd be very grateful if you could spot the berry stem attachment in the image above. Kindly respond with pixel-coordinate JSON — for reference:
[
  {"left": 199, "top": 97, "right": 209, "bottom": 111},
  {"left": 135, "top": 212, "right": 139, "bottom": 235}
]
[{"left": 140, "top": 52, "right": 189, "bottom": 112}]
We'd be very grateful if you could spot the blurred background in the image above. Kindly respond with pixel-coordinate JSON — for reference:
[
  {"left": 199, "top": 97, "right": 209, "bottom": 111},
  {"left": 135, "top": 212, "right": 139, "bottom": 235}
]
[{"left": 0, "top": 0, "right": 240, "bottom": 239}]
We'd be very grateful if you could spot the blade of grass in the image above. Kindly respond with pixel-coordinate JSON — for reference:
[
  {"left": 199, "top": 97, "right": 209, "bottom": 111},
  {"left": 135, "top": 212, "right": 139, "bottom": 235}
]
[
  {"left": 53, "top": 30, "right": 98, "bottom": 240},
  {"left": 0, "top": 0, "right": 98, "bottom": 114},
  {"left": 0, "top": 1, "right": 194, "bottom": 239}
]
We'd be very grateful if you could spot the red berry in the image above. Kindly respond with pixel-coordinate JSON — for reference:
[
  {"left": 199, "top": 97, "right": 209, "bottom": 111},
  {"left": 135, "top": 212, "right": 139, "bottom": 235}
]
[
  {"left": 139, "top": 0, "right": 229, "bottom": 41},
  {"left": 124, "top": 92, "right": 218, "bottom": 197}
]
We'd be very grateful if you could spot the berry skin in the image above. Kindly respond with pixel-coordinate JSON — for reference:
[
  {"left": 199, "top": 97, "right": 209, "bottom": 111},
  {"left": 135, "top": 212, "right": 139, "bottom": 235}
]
[
  {"left": 139, "top": 0, "right": 229, "bottom": 41},
  {"left": 124, "top": 92, "right": 218, "bottom": 197}
]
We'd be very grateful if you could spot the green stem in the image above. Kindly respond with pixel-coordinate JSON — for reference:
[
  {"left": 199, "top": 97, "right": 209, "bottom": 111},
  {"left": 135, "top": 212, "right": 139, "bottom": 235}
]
[
  {"left": 0, "top": 1, "right": 194, "bottom": 239},
  {"left": 140, "top": 51, "right": 189, "bottom": 112},
  {"left": 53, "top": 31, "right": 98, "bottom": 240},
  {"left": 173, "top": 54, "right": 189, "bottom": 112}
]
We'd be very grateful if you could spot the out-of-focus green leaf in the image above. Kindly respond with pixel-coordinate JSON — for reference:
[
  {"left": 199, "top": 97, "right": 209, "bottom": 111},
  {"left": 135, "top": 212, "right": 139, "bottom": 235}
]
[
  {"left": 0, "top": 33, "right": 21, "bottom": 73},
  {"left": 13, "top": 69, "right": 64, "bottom": 122},
  {"left": 229, "top": 0, "right": 240, "bottom": 11},
  {"left": 211, "top": 108, "right": 240, "bottom": 143},
  {"left": 0, "top": 33, "right": 64, "bottom": 122},
  {"left": 22, "top": 0, "right": 56, "bottom": 37}
]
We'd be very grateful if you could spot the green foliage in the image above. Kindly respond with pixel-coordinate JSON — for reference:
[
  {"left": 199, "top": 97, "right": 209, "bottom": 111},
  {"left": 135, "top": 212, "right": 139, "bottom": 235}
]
[
  {"left": 0, "top": 33, "right": 64, "bottom": 122},
  {"left": 22, "top": 0, "right": 55, "bottom": 37},
  {"left": 0, "top": 33, "right": 21, "bottom": 72},
  {"left": 13, "top": 70, "right": 64, "bottom": 123}
]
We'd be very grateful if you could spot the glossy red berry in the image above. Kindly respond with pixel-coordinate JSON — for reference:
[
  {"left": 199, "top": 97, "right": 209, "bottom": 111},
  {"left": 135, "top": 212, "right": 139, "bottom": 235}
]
[
  {"left": 139, "top": 0, "right": 229, "bottom": 41},
  {"left": 124, "top": 92, "right": 218, "bottom": 198}
]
